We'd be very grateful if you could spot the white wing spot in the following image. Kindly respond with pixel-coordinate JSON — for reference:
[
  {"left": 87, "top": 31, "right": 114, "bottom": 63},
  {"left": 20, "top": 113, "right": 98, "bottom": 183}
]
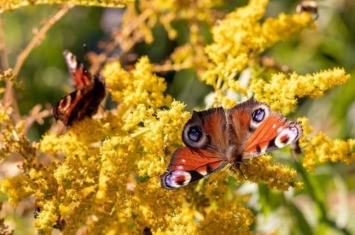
[
  {"left": 199, "top": 169, "right": 207, "bottom": 176},
  {"left": 277, "top": 127, "right": 283, "bottom": 133},
  {"left": 177, "top": 165, "right": 184, "bottom": 170},
  {"left": 261, "top": 145, "right": 267, "bottom": 153},
  {"left": 165, "top": 171, "right": 192, "bottom": 188}
]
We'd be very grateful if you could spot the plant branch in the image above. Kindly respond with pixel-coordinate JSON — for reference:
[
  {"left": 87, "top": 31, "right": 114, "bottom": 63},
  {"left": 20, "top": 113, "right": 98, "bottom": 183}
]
[
  {"left": 0, "top": 16, "right": 9, "bottom": 69},
  {"left": 2, "top": 4, "right": 73, "bottom": 123},
  {"left": 13, "top": 4, "right": 73, "bottom": 76}
]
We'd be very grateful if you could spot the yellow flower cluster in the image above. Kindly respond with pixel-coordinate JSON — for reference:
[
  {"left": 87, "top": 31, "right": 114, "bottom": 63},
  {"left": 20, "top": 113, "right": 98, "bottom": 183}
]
[
  {"left": 103, "top": 57, "right": 172, "bottom": 109},
  {"left": 138, "top": 0, "right": 224, "bottom": 40},
  {"left": 237, "top": 156, "right": 302, "bottom": 191},
  {"left": 0, "top": 106, "right": 40, "bottom": 204},
  {"left": 251, "top": 68, "right": 350, "bottom": 113},
  {"left": 202, "top": 0, "right": 315, "bottom": 107},
  {"left": 298, "top": 117, "right": 355, "bottom": 171},
  {"left": 1, "top": 174, "right": 33, "bottom": 204},
  {"left": 197, "top": 202, "right": 254, "bottom": 235},
  {"left": 34, "top": 200, "right": 64, "bottom": 234}
]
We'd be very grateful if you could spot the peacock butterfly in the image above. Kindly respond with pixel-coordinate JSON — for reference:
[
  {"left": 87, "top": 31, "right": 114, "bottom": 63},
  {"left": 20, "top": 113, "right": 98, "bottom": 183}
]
[
  {"left": 160, "top": 98, "right": 302, "bottom": 189},
  {"left": 53, "top": 50, "right": 106, "bottom": 126}
]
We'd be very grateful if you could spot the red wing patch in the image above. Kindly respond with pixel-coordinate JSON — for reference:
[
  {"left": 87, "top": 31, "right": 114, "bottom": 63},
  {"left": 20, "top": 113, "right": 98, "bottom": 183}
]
[{"left": 160, "top": 147, "right": 227, "bottom": 189}]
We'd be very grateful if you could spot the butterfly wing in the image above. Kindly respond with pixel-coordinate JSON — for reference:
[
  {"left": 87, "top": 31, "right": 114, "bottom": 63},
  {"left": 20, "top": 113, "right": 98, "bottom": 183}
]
[
  {"left": 63, "top": 50, "right": 93, "bottom": 89},
  {"left": 161, "top": 107, "right": 229, "bottom": 189},
  {"left": 244, "top": 114, "right": 302, "bottom": 157},
  {"left": 160, "top": 147, "right": 227, "bottom": 189},
  {"left": 53, "top": 76, "right": 106, "bottom": 126},
  {"left": 227, "top": 98, "right": 302, "bottom": 159}
]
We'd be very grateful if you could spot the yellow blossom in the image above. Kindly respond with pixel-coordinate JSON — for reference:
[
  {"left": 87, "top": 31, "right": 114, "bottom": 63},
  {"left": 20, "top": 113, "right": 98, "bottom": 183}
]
[
  {"left": 235, "top": 156, "right": 301, "bottom": 191},
  {"left": 296, "top": 117, "right": 355, "bottom": 171},
  {"left": 201, "top": 0, "right": 314, "bottom": 107},
  {"left": 103, "top": 57, "right": 172, "bottom": 109},
  {"left": 302, "top": 132, "right": 355, "bottom": 171},
  {"left": 0, "top": 175, "right": 33, "bottom": 204},
  {"left": 197, "top": 203, "right": 254, "bottom": 235},
  {"left": 250, "top": 68, "right": 350, "bottom": 113}
]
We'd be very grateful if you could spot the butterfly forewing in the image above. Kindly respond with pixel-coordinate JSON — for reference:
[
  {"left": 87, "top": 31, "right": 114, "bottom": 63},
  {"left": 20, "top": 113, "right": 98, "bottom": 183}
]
[
  {"left": 63, "top": 50, "right": 92, "bottom": 89},
  {"left": 226, "top": 98, "right": 271, "bottom": 157},
  {"left": 183, "top": 107, "right": 229, "bottom": 151},
  {"left": 243, "top": 115, "right": 290, "bottom": 157}
]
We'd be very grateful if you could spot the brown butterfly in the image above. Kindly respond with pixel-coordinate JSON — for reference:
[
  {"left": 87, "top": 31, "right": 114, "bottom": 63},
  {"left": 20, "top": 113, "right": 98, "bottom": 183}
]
[
  {"left": 53, "top": 50, "right": 106, "bottom": 126},
  {"left": 160, "top": 98, "right": 302, "bottom": 189}
]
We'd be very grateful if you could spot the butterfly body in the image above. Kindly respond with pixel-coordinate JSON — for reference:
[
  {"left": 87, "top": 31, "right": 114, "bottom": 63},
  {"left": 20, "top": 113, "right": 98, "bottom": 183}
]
[{"left": 161, "top": 98, "right": 302, "bottom": 189}]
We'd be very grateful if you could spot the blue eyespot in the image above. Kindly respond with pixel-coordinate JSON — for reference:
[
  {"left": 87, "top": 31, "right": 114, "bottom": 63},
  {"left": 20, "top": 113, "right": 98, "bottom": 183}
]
[
  {"left": 188, "top": 126, "right": 202, "bottom": 142},
  {"left": 252, "top": 108, "right": 265, "bottom": 122}
]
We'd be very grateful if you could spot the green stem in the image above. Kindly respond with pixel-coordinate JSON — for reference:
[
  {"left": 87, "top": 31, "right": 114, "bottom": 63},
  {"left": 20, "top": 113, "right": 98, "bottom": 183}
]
[{"left": 295, "top": 161, "right": 351, "bottom": 235}]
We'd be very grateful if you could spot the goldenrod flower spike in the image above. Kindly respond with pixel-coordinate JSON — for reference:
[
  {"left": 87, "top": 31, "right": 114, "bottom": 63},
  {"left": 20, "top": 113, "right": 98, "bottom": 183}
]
[
  {"left": 202, "top": 0, "right": 315, "bottom": 107},
  {"left": 298, "top": 117, "right": 355, "bottom": 171},
  {"left": 251, "top": 68, "right": 350, "bottom": 113},
  {"left": 103, "top": 57, "right": 172, "bottom": 110}
]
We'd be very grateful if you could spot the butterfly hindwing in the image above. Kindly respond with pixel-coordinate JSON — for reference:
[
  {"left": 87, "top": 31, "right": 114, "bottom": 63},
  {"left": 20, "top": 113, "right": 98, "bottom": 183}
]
[
  {"left": 53, "top": 76, "right": 105, "bottom": 126},
  {"left": 160, "top": 147, "right": 227, "bottom": 189}
]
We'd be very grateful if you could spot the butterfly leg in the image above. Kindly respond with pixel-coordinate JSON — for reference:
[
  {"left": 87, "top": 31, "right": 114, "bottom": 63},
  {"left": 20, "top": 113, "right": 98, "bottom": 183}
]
[{"left": 230, "top": 160, "right": 248, "bottom": 180}]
